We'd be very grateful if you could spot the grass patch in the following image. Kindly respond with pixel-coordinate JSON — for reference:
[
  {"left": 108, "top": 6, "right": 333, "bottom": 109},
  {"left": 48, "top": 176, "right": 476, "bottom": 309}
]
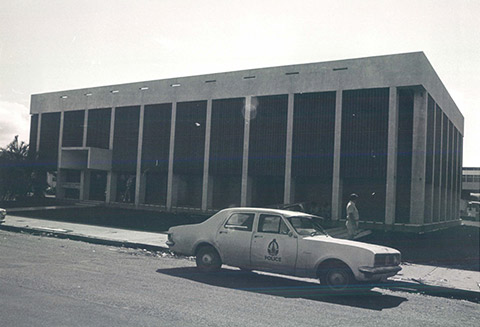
[{"left": 10, "top": 206, "right": 209, "bottom": 233}]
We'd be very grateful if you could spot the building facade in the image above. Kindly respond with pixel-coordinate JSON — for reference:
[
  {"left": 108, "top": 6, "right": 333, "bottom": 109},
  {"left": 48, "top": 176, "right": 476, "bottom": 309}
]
[{"left": 29, "top": 52, "right": 464, "bottom": 232}]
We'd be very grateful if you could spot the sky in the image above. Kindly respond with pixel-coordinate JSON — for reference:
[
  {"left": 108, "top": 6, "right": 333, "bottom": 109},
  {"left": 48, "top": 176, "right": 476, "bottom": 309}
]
[{"left": 0, "top": 0, "right": 479, "bottom": 166}]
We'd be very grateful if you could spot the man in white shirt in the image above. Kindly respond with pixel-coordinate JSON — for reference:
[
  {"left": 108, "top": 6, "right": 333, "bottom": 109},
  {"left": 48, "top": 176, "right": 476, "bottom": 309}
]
[{"left": 346, "top": 193, "right": 359, "bottom": 239}]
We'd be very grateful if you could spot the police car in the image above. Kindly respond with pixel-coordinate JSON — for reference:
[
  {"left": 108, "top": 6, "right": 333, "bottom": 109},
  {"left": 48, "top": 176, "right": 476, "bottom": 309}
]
[{"left": 166, "top": 207, "right": 401, "bottom": 290}]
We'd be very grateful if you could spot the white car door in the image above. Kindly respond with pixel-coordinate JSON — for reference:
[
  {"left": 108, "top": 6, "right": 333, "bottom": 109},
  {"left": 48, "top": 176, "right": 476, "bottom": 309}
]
[
  {"left": 250, "top": 214, "right": 298, "bottom": 275},
  {"left": 216, "top": 212, "right": 255, "bottom": 268}
]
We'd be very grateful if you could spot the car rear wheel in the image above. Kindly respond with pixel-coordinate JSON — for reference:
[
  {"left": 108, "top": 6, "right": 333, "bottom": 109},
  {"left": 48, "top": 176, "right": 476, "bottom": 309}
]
[
  {"left": 319, "top": 262, "right": 354, "bottom": 291},
  {"left": 196, "top": 246, "right": 222, "bottom": 272}
]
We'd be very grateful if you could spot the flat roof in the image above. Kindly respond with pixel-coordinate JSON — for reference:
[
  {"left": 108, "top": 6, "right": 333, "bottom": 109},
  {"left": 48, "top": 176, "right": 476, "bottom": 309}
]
[{"left": 31, "top": 52, "right": 463, "bottom": 133}]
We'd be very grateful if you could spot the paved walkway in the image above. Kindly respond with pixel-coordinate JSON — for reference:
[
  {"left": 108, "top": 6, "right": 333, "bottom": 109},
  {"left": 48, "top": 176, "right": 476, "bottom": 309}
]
[{"left": 1, "top": 214, "right": 479, "bottom": 301}]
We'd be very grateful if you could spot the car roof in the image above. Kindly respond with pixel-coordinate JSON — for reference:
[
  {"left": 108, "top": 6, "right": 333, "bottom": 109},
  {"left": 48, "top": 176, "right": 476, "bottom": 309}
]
[{"left": 219, "top": 207, "right": 314, "bottom": 218}]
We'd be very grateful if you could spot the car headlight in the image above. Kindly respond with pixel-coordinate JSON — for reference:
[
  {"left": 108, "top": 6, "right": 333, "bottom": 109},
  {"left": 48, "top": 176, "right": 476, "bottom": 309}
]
[{"left": 375, "top": 253, "right": 401, "bottom": 266}]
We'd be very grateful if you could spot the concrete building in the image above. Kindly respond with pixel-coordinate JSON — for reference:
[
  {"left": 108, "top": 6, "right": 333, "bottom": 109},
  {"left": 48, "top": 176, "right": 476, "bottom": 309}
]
[
  {"left": 460, "top": 167, "right": 480, "bottom": 219},
  {"left": 29, "top": 52, "right": 463, "bottom": 232},
  {"left": 462, "top": 168, "right": 480, "bottom": 195}
]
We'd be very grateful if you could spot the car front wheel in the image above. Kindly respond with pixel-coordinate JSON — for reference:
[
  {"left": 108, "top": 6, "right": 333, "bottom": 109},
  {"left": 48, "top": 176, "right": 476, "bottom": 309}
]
[
  {"left": 196, "top": 246, "right": 222, "bottom": 272},
  {"left": 319, "top": 263, "right": 354, "bottom": 291}
]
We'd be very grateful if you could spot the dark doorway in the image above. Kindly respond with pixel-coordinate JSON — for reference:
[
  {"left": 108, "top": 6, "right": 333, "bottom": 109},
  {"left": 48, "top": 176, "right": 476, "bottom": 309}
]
[{"left": 89, "top": 170, "right": 107, "bottom": 201}]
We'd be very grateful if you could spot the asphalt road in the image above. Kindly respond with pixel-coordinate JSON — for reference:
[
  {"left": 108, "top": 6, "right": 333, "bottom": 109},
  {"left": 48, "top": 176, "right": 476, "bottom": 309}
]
[{"left": 0, "top": 230, "right": 478, "bottom": 327}]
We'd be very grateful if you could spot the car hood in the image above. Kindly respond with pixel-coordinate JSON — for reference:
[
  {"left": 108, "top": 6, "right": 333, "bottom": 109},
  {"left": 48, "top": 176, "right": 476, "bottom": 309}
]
[{"left": 303, "top": 235, "right": 400, "bottom": 254}]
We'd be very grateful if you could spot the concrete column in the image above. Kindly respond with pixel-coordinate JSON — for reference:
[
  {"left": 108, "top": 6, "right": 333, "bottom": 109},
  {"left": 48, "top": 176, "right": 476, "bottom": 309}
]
[
  {"left": 109, "top": 107, "right": 116, "bottom": 150},
  {"left": 442, "top": 120, "right": 450, "bottom": 221},
  {"left": 241, "top": 96, "right": 252, "bottom": 207},
  {"left": 450, "top": 127, "right": 456, "bottom": 221},
  {"left": 202, "top": 99, "right": 212, "bottom": 211},
  {"left": 56, "top": 112, "right": 65, "bottom": 199},
  {"left": 106, "top": 172, "right": 117, "bottom": 203},
  {"left": 448, "top": 124, "right": 454, "bottom": 221},
  {"left": 331, "top": 90, "right": 343, "bottom": 221},
  {"left": 451, "top": 127, "right": 457, "bottom": 220},
  {"left": 433, "top": 106, "right": 443, "bottom": 222},
  {"left": 284, "top": 93, "right": 294, "bottom": 204},
  {"left": 135, "top": 104, "right": 145, "bottom": 206},
  {"left": 36, "top": 113, "right": 42, "bottom": 154},
  {"left": 55, "top": 174, "right": 65, "bottom": 200},
  {"left": 456, "top": 132, "right": 462, "bottom": 220},
  {"left": 426, "top": 101, "right": 437, "bottom": 223},
  {"left": 138, "top": 173, "right": 147, "bottom": 205},
  {"left": 55, "top": 171, "right": 65, "bottom": 198},
  {"left": 385, "top": 87, "right": 399, "bottom": 225},
  {"left": 409, "top": 89, "right": 428, "bottom": 225},
  {"left": 80, "top": 109, "right": 89, "bottom": 202},
  {"left": 80, "top": 170, "right": 91, "bottom": 200},
  {"left": 106, "top": 107, "right": 116, "bottom": 203},
  {"left": 57, "top": 111, "right": 64, "bottom": 164},
  {"left": 82, "top": 109, "right": 89, "bottom": 147},
  {"left": 166, "top": 102, "right": 177, "bottom": 210}
]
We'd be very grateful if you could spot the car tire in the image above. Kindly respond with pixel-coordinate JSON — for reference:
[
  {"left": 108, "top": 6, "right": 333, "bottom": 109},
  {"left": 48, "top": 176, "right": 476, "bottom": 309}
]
[
  {"left": 319, "top": 263, "right": 354, "bottom": 291},
  {"left": 196, "top": 246, "right": 222, "bottom": 272}
]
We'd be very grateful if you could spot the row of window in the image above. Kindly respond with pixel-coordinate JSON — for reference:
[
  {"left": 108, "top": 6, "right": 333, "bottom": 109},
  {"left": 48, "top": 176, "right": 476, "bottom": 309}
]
[{"left": 462, "top": 175, "right": 480, "bottom": 183}]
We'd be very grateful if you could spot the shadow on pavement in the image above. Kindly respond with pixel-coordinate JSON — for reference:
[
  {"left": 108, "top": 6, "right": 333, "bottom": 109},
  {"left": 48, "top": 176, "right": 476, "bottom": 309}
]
[
  {"left": 381, "top": 280, "right": 480, "bottom": 303},
  {"left": 156, "top": 267, "right": 407, "bottom": 311}
]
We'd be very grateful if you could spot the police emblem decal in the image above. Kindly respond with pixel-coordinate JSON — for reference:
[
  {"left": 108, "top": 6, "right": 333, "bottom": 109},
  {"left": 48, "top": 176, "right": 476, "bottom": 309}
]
[{"left": 267, "top": 239, "right": 279, "bottom": 256}]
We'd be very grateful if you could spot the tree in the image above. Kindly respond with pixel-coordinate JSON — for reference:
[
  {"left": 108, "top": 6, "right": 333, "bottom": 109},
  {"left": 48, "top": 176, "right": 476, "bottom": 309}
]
[{"left": 0, "top": 136, "right": 31, "bottom": 200}]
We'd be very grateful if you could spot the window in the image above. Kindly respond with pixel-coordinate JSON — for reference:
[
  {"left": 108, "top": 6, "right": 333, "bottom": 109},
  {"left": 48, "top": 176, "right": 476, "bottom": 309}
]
[
  {"left": 258, "top": 215, "right": 290, "bottom": 234},
  {"left": 224, "top": 213, "right": 254, "bottom": 231},
  {"left": 288, "top": 216, "right": 326, "bottom": 236}
]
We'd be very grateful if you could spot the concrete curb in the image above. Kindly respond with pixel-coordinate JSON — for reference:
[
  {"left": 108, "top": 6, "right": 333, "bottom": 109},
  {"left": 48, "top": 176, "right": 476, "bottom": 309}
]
[{"left": 1, "top": 222, "right": 478, "bottom": 303}]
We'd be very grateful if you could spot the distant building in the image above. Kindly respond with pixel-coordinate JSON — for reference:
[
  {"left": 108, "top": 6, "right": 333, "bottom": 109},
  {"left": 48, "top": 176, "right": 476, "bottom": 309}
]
[
  {"left": 29, "top": 52, "right": 463, "bottom": 232},
  {"left": 462, "top": 167, "right": 480, "bottom": 195},
  {"left": 461, "top": 167, "right": 480, "bottom": 219}
]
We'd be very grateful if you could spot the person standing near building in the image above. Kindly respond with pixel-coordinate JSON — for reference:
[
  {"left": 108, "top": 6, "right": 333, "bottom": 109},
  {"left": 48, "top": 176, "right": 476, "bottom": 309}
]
[{"left": 346, "top": 193, "right": 359, "bottom": 239}]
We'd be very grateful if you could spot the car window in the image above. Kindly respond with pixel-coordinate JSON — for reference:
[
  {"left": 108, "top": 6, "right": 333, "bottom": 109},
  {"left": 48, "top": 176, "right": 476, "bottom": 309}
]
[
  {"left": 288, "top": 216, "right": 326, "bottom": 236},
  {"left": 258, "top": 215, "right": 290, "bottom": 234},
  {"left": 224, "top": 213, "right": 254, "bottom": 231}
]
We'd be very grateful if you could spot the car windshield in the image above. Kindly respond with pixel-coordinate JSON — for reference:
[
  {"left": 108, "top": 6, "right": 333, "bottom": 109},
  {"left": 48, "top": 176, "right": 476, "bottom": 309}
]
[{"left": 287, "top": 216, "right": 327, "bottom": 236}]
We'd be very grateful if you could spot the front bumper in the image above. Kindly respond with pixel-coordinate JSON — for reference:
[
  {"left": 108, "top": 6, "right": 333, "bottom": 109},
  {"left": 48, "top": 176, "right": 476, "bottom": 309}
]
[
  {"left": 166, "top": 233, "right": 175, "bottom": 247},
  {"left": 359, "top": 265, "right": 402, "bottom": 277}
]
